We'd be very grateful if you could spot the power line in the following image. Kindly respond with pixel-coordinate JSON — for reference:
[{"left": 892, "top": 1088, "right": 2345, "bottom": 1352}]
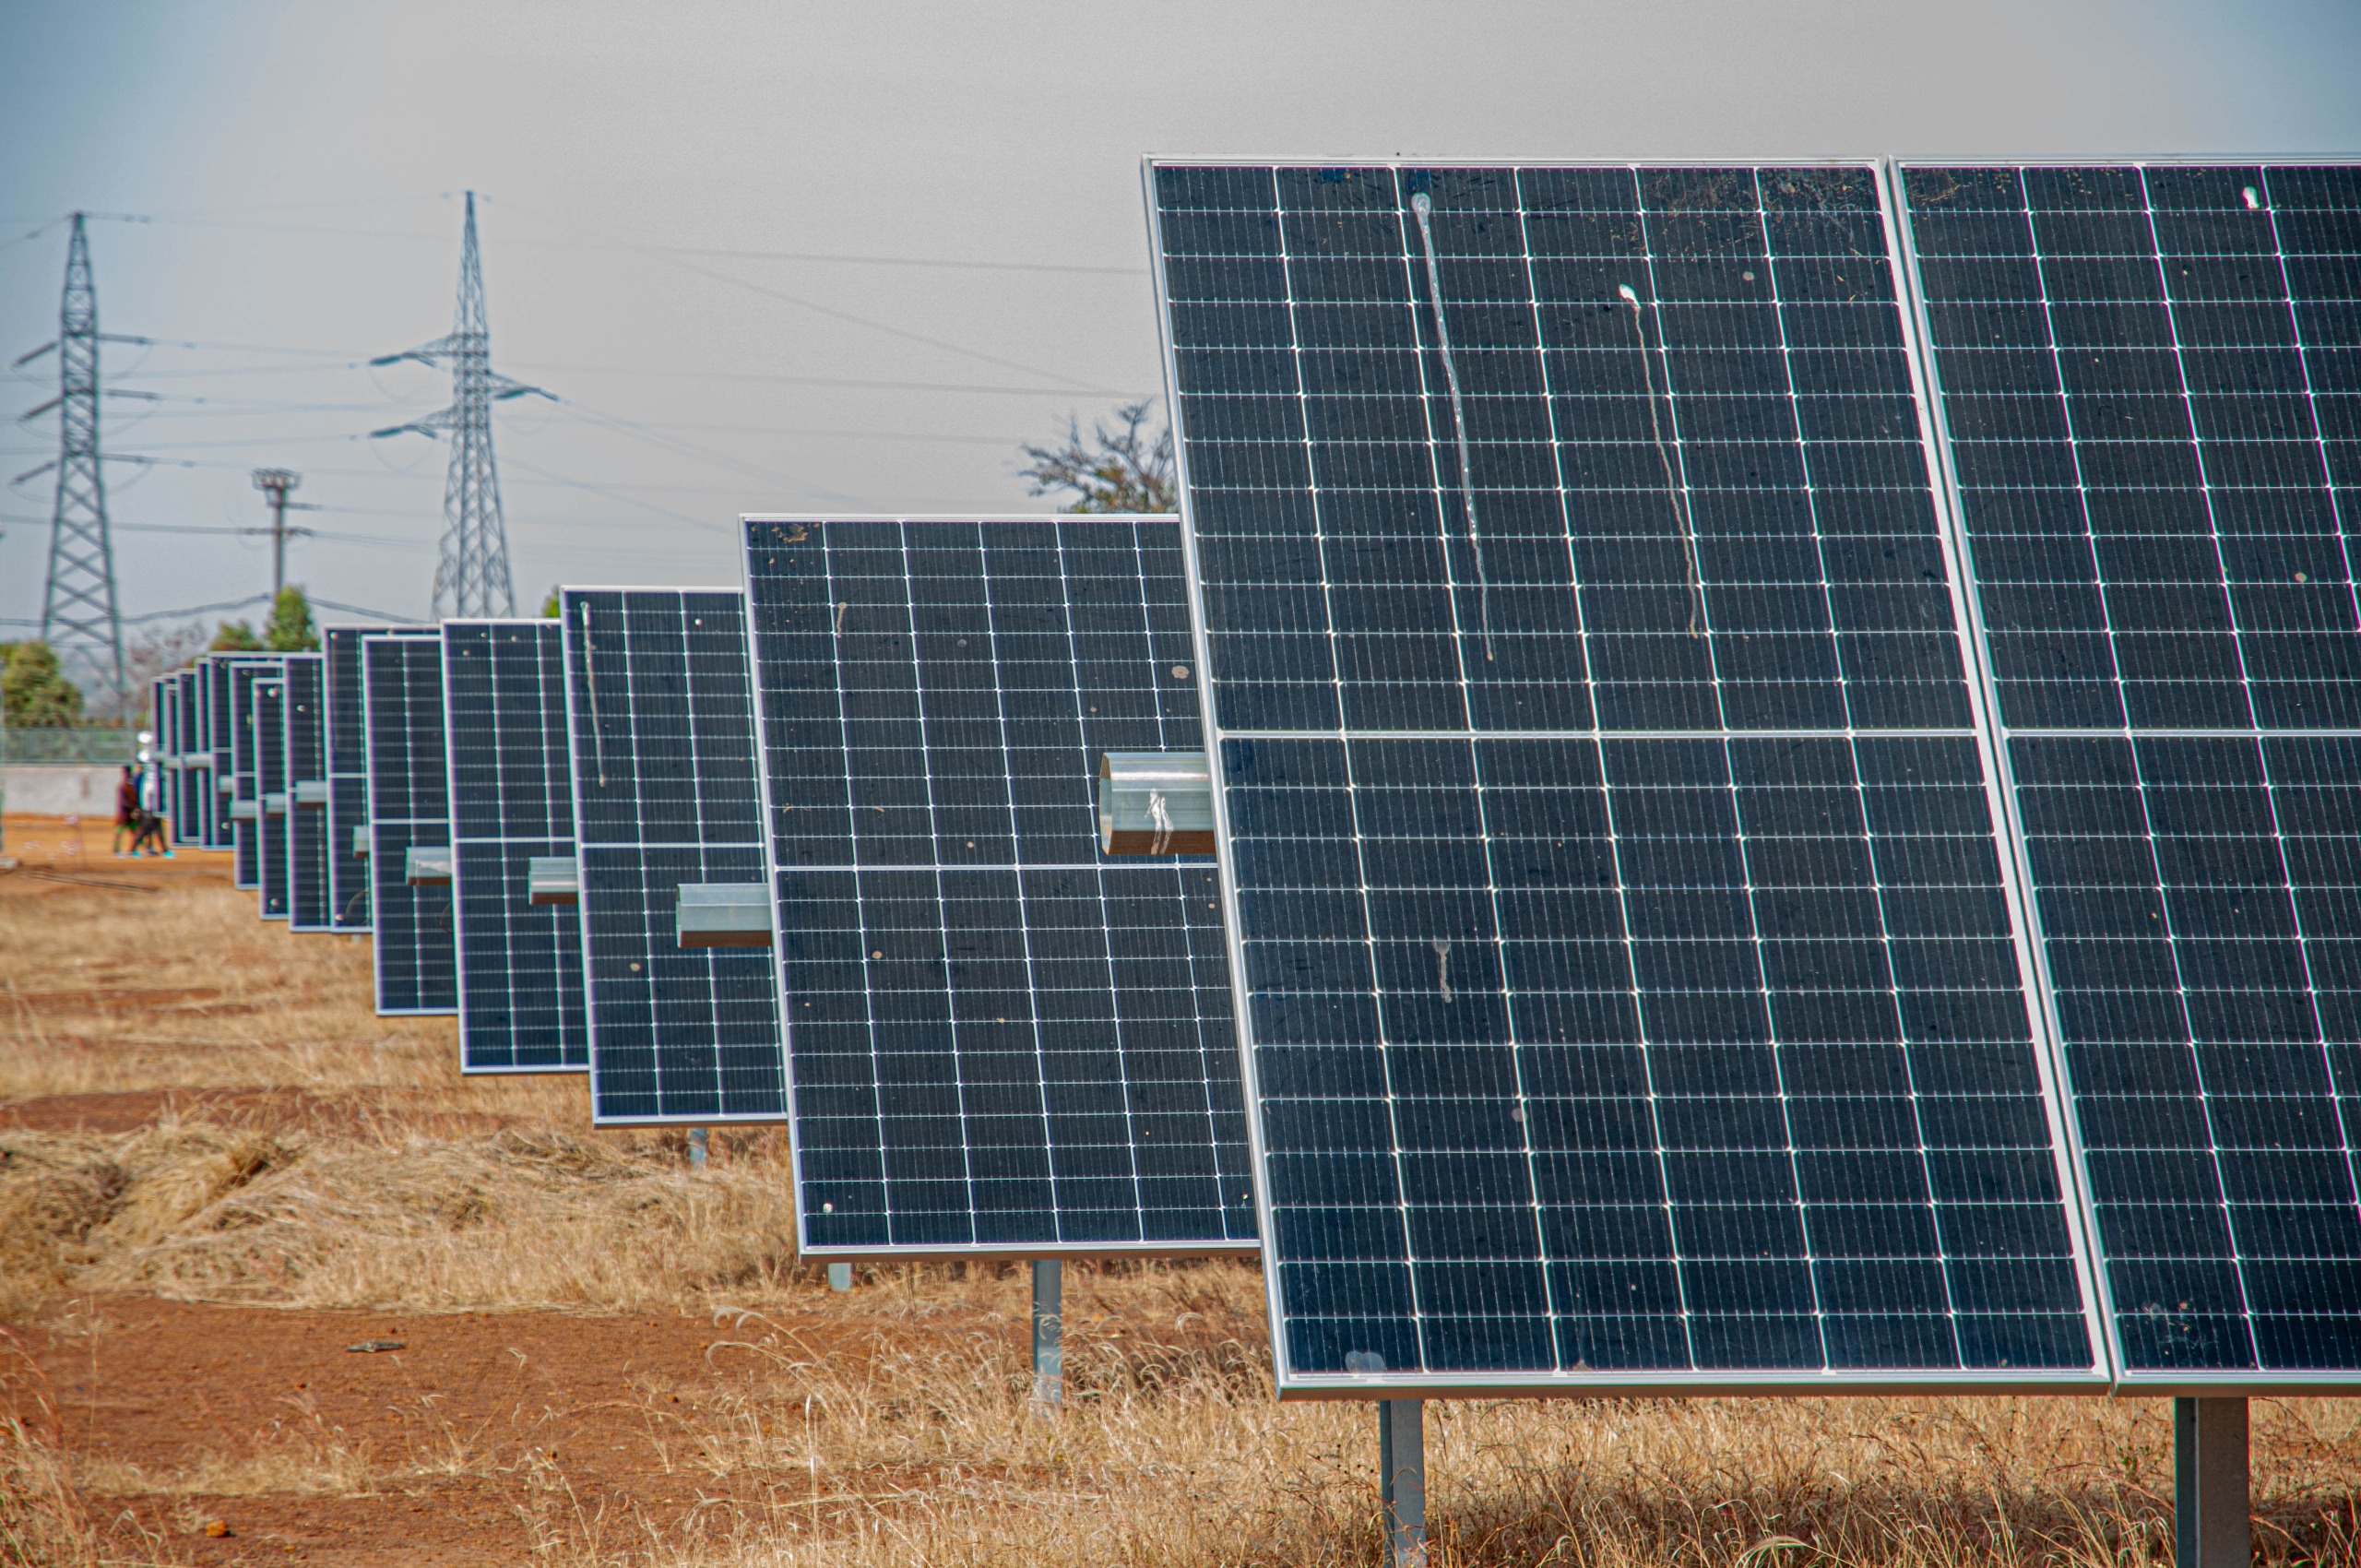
[
  {"left": 55, "top": 204, "right": 1145, "bottom": 276},
  {"left": 513, "top": 362, "right": 1148, "bottom": 399},
  {"left": 492, "top": 197, "right": 1121, "bottom": 393}
]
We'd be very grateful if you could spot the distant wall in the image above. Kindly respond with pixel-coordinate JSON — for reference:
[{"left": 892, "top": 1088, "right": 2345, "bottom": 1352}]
[{"left": 4, "top": 765, "right": 119, "bottom": 816}]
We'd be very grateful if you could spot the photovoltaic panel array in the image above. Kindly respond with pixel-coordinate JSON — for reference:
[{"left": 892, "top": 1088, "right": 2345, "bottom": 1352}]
[
  {"left": 230, "top": 658, "right": 283, "bottom": 890},
  {"left": 365, "top": 633, "right": 457, "bottom": 1016},
  {"left": 284, "top": 655, "right": 330, "bottom": 930},
  {"left": 326, "top": 625, "right": 432, "bottom": 932},
  {"left": 1148, "top": 160, "right": 2106, "bottom": 1392},
  {"left": 1902, "top": 161, "right": 2361, "bottom": 1384},
  {"left": 255, "top": 676, "right": 290, "bottom": 919},
  {"left": 562, "top": 588, "right": 785, "bottom": 1123},
  {"left": 742, "top": 517, "right": 1257, "bottom": 1257},
  {"left": 444, "top": 619, "right": 588, "bottom": 1073}
]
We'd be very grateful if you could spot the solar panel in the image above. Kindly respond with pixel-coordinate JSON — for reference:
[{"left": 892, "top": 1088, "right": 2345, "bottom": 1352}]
[
  {"left": 284, "top": 654, "right": 332, "bottom": 930},
  {"left": 203, "top": 655, "right": 248, "bottom": 851},
  {"left": 364, "top": 633, "right": 457, "bottom": 1016},
  {"left": 325, "top": 625, "right": 433, "bottom": 932},
  {"left": 150, "top": 675, "right": 172, "bottom": 834},
  {"left": 1148, "top": 160, "right": 2106, "bottom": 1392},
  {"left": 742, "top": 517, "right": 1258, "bottom": 1258},
  {"left": 199, "top": 658, "right": 228, "bottom": 849},
  {"left": 255, "top": 675, "right": 290, "bottom": 919},
  {"left": 172, "top": 669, "right": 204, "bottom": 847},
  {"left": 229, "top": 658, "right": 284, "bottom": 890},
  {"left": 443, "top": 619, "right": 588, "bottom": 1073},
  {"left": 165, "top": 670, "right": 191, "bottom": 846},
  {"left": 1901, "top": 160, "right": 2361, "bottom": 1384},
  {"left": 562, "top": 588, "right": 785, "bottom": 1123},
  {"left": 149, "top": 675, "right": 174, "bottom": 839}
]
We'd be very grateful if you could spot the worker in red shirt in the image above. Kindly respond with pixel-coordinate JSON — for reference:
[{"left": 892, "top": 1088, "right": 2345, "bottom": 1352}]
[{"left": 113, "top": 764, "right": 139, "bottom": 856}]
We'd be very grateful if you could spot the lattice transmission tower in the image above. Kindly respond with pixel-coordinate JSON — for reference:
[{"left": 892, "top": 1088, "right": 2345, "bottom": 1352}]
[
  {"left": 372, "top": 192, "right": 551, "bottom": 617},
  {"left": 16, "top": 214, "right": 127, "bottom": 704}
]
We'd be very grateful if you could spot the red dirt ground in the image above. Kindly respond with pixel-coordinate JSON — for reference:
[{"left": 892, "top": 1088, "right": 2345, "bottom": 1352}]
[
  {"left": 1, "top": 813, "right": 877, "bottom": 1563},
  {"left": 8, "top": 1290, "right": 905, "bottom": 1566}
]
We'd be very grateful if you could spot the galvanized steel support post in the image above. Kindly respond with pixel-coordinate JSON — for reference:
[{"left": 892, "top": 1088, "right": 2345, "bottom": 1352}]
[
  {"left": 1380, "top": 1398, "right": 1425, "bottom": 1568},
  {"left": 1031, "top": 1259, "right": 1062, "bottom": 1407},
  {"left": 2176, "top": 1396, "right": 2248, "bottom": 1568}
]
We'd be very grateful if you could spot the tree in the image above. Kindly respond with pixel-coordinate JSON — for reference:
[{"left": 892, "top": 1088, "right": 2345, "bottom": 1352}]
[
  {"left": 1018, "top": 399, "right": 1175, "bottom": 514},
  {"left": 541, "top": 587, "right": 562, "bottom": 618},
  {"left": 210, "top": 621, "right": 264, "bottom": 652},
  {"left": 264, "top": 586, "right": 319, "bottom": 652},
  {"left": 84, "top": 621, "right": 211, "bottom": 726},
  {"left": 1, "top": 641, "right": 87, "bottom": 728}
]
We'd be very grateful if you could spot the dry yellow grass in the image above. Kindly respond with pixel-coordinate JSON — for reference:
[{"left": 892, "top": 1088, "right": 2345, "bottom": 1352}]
[
  {"left": 0, "top": 1407, "right": 103, "bottom": 1568},
  {"left": 5, "top": 838, "right": 2361, "bottom": 1567},
  {"left": 508, "top": 1380, "right": 2361, "bottom": 1568}
]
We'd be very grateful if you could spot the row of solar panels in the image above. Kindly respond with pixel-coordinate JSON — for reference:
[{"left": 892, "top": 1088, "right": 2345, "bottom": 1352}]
[
  {"left": 146, "top": 158, "right": 2361, "bottom": 1404},
  {"left": 150, "top": 532, "right": 1261, "bottom": 1269}
]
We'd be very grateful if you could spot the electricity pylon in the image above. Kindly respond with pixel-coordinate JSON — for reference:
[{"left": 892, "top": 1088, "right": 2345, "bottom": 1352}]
[
  {"left": 372, "top": 192, "right": 551, "bottom": 618},
  {"left": 14, "top": 214, "right": 128, "bottom": 704}
]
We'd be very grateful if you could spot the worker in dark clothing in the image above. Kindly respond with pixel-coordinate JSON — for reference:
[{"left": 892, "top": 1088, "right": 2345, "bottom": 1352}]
[
  {"left": 128, "top": 796, "right": 170, "bottom": 857},
  {"left": 113, "top": 765, "right": 139, "bottom": 857}
]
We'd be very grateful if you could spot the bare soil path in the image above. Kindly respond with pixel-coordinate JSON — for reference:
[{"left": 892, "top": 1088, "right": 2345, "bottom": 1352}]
[{"left": 10, "top": 1292, "right": 913, "bottom": 1566}]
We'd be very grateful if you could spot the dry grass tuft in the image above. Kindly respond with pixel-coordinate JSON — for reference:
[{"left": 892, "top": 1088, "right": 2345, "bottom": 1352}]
[
  {"left": 0, "top": 1333, "right": 181, "bottom": 1568},
  {"left": 0, "top": 1118, "right": 810, "bottom": 1313},
  {"left": 0, "top": 1408, "right": 102, "bottom": 1568}
]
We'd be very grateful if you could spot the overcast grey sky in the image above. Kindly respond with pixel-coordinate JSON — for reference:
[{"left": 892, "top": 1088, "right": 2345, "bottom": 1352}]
[{"left": 3, "top": 0, "right": 2357, "bottom": 635}]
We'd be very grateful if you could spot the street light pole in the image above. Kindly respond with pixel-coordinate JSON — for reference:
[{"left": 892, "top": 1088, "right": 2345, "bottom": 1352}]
[{"left": 252, "top": 469, "right": 300, "bottom": 596}]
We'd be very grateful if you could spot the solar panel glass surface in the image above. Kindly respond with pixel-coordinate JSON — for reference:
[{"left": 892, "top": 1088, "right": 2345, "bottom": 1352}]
[
  {"left": 562, "top": 588, "right": 784, "bottom": 1123},
  {"left": 230, "top": 659, "right": 283, "bottom": 890},
  {"left": 255, "top": 676, "right": 290, "bottom": 919},
  {"left": 150, "top": 677, "right": 176, "bottom": 839},
  {"left": 206, "top": 655, "right": 248, "bottom": 850},
  {"left": 444, "top": 619, "right": 588, "bottom": 1072},
  {"left": 326, "top": 626, "right": 432, "bottom": 931},
  {"left": 742, "top": 517, "right": 1258, "bottom": 1257},
  {"left": 151, "top": 676, "right": 172, "bottom": 830},
  {"left": 1901, "top": 160, "right": 2361, "bottom": 1384},
  {"left": 284, "top": 655, "right": 331, "bottom": 930},
  {"left": 202, "top": 658, "right": 233, "bottom": 849},
  {"left": 365, "top": 634, "right": 457, "bottom": 1016},
  {"left": 1149, "top": 160, "right": 2105, "bottom": 1391},
  {"left": 174, "top": 670, "right": 204, "bottom": 846}
]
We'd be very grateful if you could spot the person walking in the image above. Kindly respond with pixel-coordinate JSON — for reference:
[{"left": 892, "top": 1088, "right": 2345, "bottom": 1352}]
[
  {"left": 130, "top": 763, "right": 171, "bottom": 857},
  {"left": 113, "top": 765, "right": 139, "bottom": 857}
]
